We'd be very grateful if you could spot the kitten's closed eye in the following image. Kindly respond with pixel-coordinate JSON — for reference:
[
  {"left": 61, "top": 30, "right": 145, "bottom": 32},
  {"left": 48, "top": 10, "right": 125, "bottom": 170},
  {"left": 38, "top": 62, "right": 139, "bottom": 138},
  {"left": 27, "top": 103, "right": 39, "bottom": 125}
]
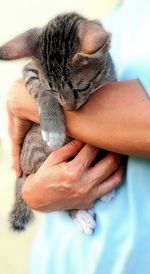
[{"left": 76, "top": 83, "right": 90, "bottom": 92}]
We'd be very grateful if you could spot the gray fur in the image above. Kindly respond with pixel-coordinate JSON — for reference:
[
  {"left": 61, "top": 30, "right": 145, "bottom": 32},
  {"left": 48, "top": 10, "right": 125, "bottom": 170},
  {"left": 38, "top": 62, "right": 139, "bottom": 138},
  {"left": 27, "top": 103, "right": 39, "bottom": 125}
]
[
  {"left": 9, "top": 176, "right": 34, "bottom": 231},
  {"left": 0, "top": 13, "right": 116, "bottom": 234}
]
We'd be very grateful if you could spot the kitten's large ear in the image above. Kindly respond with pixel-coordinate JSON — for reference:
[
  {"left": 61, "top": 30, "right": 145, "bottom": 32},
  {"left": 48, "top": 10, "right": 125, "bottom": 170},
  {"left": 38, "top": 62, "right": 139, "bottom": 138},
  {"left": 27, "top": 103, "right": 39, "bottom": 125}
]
[
  {"left": 0, "top": 28, "right": 42, "bottom": 60},
  {"left": 72, "top": 21, "right": 111, "bottom": 65}
]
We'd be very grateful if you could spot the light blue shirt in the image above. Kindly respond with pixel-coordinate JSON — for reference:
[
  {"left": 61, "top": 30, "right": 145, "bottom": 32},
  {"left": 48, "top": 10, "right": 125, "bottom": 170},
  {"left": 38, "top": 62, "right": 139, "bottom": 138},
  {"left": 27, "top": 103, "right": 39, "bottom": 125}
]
[{"left": 30, "top": 1, "right": 150, "bottom": 273}]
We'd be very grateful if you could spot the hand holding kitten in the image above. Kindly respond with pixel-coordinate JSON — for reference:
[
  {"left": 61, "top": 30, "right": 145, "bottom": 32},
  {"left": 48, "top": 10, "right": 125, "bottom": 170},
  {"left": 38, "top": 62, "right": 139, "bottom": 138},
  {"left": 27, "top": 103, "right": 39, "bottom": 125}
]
[
  {"left": 7, "top": 80, "right": 124, "bottom": 213},
  {"left": 22, "top": 140, "right": 123, "bottom": 212},
  {"left": 3, "top": 12, "right": 121, "bottom": 233}
]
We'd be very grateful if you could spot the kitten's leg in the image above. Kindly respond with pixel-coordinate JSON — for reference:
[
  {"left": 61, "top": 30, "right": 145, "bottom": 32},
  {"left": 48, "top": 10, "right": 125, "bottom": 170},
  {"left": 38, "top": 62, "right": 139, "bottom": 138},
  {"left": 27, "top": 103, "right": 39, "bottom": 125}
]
[
  {"left": 38, "top": 92, "right": 66, "bottom": 149},
  {"left": 23, "top": 62, "right": 66, "bottom": 149},
  {"left": 70, "top": 190, "right": 116, "bottom": 235},
  {"left": 69, "top": 209, "right": 96, "bottom": 235},
  {"left": 69, "top": 190, "right": 115, "bottom": 235},
  {"left": 9, "top": 175, "right": 33, "bottom": 231}
]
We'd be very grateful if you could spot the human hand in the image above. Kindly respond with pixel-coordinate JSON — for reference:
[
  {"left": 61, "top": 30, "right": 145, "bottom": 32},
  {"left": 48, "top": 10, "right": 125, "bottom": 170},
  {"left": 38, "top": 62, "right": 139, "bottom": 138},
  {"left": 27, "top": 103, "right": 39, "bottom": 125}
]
[
  {"left": 22, "top": 140, "right": 124, "bottom": 212},
  {"left": 7, "top": 79, "right": 39, "bottom": 177}
]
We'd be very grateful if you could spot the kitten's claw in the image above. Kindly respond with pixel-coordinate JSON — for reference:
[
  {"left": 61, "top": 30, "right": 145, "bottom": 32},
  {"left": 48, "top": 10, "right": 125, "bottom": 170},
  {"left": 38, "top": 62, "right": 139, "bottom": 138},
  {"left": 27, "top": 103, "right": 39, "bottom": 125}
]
[
  {"left": 70, "top": 209, "right": 96, "bottom": 235},
  {"left": 100, "top": 190, "right": 116, "bottom": 203},
  {"left": 41, "top": 130, "right": 65, "bottom": 149}
]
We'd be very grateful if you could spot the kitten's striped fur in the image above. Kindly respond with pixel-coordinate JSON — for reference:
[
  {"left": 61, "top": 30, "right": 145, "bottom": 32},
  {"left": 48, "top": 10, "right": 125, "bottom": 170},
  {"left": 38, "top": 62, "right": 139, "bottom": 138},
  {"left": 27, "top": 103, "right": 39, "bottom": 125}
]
[{"left": 0, "top": 13, "right": 116, "bottom": 234}]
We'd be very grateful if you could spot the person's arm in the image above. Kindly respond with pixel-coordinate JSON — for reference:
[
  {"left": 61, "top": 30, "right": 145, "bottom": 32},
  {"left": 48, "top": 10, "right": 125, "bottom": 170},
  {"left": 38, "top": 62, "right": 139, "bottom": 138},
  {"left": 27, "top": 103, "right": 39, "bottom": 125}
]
[
  {"left": 65, "top": 79, "right": 150, "bottom": 157},
  {"left": 8, "top": 79, "right": 150, "bottom": 162},
  {"left": 7, "top": 80, "right": 125, "bottom": 211}
]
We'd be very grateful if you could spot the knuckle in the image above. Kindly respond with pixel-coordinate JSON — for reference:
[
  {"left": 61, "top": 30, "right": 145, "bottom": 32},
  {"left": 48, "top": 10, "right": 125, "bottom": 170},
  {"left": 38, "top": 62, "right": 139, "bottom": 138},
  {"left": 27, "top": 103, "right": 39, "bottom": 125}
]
[
  {"left": 69, "top": 140, "right": 83, "bottom": 149},
  {"left": 113, "top": 173, "right": 123, "bottom": 187},
  {"left": 21, "top": 178, "right": 34, "bottom": 209},
  {"left": 72, "top": 162, "right": 86, "bottom": 174},
  {"left": 75, "top": 186, "right": 86, "bottom": 198},
  {"left": 76, "top": 161, "right": 86, "bottom": 174},
  {"left": 64, "top": 164, "right": 79, "bottom": 182},
  {"left": 21, "top": 186, "right": 31, "bottom": 207},
  {"left": 112, "top": 174, "right": 122, "bottom": 188},
  {"left": 91, "top": 186, "right": 100, "bottom": 200},
  {"left": 108, "top": 153, "right": 122, "bottom": 169},
  {"left": 113, "top": 165, "right": 125, "bottom": 186},
  {"left": 22, "top": 186, "right": 38, "bottom": 210}
]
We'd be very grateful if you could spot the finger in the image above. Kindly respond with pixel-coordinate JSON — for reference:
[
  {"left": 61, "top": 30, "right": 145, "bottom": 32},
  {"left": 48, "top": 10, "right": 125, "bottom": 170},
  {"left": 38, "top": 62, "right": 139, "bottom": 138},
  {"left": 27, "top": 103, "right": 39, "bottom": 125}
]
[
  {"left": 11, "top": 143, "right": 22, "bottom": 177},
  {"left": 95, "top": 165, "right": 124, "bottom": 199},
  {"left": 88, "top": 152, "right": 121, "bottom": 183},
  {"left": 71, "top": 144, "right": 100, "bottom": 172},
  {"left": 46, "top": 140, "right": 85, "bottom": 165}
]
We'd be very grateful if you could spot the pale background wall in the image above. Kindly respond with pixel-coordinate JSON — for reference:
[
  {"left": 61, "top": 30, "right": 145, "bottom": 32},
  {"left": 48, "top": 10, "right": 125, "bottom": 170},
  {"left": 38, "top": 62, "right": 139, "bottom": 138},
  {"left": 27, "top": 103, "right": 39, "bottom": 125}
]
[{"left": 0, "top": 1, "right": 118, "bottom": 274}]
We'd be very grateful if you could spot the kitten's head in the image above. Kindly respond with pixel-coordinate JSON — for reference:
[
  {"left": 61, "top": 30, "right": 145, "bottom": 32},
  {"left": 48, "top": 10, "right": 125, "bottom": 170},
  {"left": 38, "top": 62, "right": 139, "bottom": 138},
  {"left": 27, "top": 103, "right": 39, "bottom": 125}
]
[{"left": 0, "top": 13, "right": 111, "bottom": 110}]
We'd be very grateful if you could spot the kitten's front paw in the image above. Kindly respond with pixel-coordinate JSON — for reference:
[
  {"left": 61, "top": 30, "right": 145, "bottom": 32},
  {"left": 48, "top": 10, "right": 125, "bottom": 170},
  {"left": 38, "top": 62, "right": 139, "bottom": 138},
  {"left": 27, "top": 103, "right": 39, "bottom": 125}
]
[
  {"left": 70, "top": 209, "right": 96, "bottom": 235},
  {"left": 42, "top": 129, "right": 65, "bottom": 149}
]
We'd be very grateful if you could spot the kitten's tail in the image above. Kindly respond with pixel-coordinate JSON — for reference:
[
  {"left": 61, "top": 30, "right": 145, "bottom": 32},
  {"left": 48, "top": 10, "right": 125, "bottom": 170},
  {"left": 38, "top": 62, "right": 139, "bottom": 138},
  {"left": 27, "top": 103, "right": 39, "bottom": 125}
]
[{"left": 9, "top": 176, "right": 34, "bottom": 232}]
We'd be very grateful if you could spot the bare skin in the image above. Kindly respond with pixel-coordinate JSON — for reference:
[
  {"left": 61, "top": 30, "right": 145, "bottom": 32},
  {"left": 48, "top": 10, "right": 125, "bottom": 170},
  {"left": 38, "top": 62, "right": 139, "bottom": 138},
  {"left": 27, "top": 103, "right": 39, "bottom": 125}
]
[
  {"left": 65, "top": 79, "right": 150, "bottom": 157},
  {"left": 23, "top": 140, "right": 123, "bottom": 211},
  {"left": 7, "top": 78, "right": 150, "bottom": 211},
  {"left": 7, "top": 79, "right": 150, "bottom": 167}
]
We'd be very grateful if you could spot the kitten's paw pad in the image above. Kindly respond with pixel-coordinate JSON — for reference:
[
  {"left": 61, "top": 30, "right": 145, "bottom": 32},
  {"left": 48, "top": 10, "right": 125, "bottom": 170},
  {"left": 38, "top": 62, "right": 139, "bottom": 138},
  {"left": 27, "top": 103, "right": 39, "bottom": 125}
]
[
  {"left": 42, "top": 130, "right": 65, "bottom": 149},
  {"left": 71, "top": 209, "right": 96, "bottom": 235},
  {"left": 100, "top": 190, "right": 116, "bottom": 203},
  {"left": 9, "top": 209, "right": 33, "bottom": 232}
]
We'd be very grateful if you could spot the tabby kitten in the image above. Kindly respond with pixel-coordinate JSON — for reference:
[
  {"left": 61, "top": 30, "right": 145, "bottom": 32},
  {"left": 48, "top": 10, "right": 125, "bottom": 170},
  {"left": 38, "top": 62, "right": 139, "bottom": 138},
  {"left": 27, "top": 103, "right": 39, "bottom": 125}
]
[{"left": 0, "top": 13, "right": 116, "bottom": 235}]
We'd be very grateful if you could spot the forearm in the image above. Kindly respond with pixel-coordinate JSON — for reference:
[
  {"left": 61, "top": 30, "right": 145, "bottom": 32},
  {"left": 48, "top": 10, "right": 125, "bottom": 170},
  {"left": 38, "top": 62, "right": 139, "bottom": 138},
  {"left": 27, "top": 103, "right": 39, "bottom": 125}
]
[
  {"left": 65, "top": 80, "right": 150, "bottom": 157},
  {"left": 9, "top": 79, "right": 150, "bottom": 157},
  {"left": 8, "top": 79, "right": 39, "bottom": 124}
]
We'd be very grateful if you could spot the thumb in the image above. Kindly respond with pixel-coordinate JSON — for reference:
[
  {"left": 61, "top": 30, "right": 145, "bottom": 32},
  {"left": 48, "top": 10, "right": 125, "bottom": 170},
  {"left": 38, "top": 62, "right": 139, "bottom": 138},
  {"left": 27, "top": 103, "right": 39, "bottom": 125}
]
[{"left": 46, "top": 140, "right": 85, "bottom": 165}]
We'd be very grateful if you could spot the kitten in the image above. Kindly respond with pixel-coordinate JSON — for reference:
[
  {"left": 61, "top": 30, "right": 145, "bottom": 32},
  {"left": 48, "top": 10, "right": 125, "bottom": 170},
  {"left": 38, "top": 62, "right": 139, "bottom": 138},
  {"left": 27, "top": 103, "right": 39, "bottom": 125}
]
[{"left": 0, "top": 13, "right": 116, "bottom": 235}]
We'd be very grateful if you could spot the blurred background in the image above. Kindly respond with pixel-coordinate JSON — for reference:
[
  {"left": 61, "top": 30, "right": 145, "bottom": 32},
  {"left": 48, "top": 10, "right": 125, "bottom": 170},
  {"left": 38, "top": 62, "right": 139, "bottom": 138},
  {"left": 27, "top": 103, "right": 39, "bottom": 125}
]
[{"left": 0, "top": 1, "right": 119, "bottom": 273}]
